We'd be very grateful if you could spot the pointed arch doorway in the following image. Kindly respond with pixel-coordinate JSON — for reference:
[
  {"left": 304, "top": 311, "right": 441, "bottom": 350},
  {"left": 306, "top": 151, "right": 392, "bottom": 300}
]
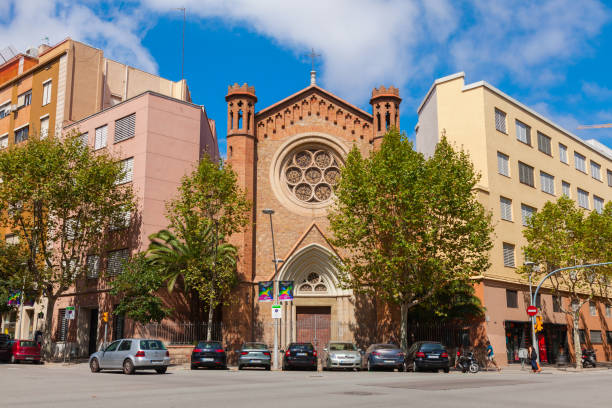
[{"left": 278, "top": 244, "right": 353, "bottom": 356}]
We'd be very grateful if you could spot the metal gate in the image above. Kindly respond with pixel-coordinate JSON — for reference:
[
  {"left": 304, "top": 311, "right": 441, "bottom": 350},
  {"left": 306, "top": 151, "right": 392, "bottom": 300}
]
[{"left": 296, "top": 306, "right": 331, "bottom": 356}]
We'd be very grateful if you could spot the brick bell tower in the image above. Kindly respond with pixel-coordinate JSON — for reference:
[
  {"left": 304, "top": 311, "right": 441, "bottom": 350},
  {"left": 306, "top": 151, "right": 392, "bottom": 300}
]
[
  {"left": 224, "top": 83, "right": 257, "bottom": 344},
  {"left": 370, "top": 86, "right": 401, "bottom": 149}
]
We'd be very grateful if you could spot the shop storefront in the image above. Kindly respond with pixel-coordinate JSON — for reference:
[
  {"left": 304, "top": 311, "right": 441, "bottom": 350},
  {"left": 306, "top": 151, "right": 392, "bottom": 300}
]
[{"left": 505, "top": 321, "right": 568, "bottom": 364}]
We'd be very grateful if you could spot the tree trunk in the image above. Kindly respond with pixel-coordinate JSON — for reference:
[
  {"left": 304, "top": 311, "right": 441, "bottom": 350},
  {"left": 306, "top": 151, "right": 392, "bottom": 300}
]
[
  {"left": 42, "top": 296, "right": 57, "bottom": 361},
  {"left": 206, "top": 297, "right": 214, "bottom": 342},
  {"left": 400, "top": 301, "right": 408, "bottom": 351},
  {"left": 572, "top": 311, "right": 582, "bottom": 370}
]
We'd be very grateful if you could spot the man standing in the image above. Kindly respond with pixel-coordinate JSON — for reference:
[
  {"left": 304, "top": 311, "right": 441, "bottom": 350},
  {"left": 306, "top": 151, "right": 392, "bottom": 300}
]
[{"left": 485, "top": 341, "right": 501, "bottom": 372}]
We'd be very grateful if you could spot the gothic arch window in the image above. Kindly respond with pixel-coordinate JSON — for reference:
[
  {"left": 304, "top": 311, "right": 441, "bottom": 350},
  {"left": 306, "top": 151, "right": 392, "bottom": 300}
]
[
  {"left": 247, "top": 112, "right": 251, "bottom": 131},
  {"left": 376, "top": 112, "right": 381, "bottom": 132},
  {"left": 282, "top": 146, "right": 340, "bottom": 204},
  {"left": 238, "top": 109, "right": 243, "bottom": 129},
  {"left": 230, "top": 111, "right": 234, "bottom": 130},
  {"left": 385, "top": 111, "right": 391, "bottom": 130},
  {"left": 297, "top": 272, "right": 328, "bottom": 294}
]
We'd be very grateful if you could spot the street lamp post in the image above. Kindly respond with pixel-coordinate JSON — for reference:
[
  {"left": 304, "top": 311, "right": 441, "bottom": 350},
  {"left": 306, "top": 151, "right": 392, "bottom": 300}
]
[
  {"left": 262, "top": 209, "right": 281, "bottom": 370},
  {"left": 524, "top": 261, "right": 538, "bottom": 361}
]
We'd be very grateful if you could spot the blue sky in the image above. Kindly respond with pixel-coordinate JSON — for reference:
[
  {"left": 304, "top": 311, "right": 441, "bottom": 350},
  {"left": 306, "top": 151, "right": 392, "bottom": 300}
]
[{"left": 3, "top": 1, "right": 612, "bottom": 156}]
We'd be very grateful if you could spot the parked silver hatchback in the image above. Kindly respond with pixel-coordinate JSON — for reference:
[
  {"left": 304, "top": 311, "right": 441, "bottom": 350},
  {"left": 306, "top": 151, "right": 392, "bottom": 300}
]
[
  {"left": 89, "top": 339, "right": 170, "bottom": 375},
  {"left": 321, "top": 341, "right": 362, "bottom": 370}
]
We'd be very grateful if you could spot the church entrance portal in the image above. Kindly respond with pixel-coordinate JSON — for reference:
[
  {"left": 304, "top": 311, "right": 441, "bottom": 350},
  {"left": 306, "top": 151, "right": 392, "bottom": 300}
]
[{"left": 296, "top": 306, "right": 331, "bottom": 357}]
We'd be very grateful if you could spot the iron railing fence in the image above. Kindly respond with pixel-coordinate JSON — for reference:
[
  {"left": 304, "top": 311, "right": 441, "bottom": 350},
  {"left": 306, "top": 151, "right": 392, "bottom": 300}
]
[{"left": 139, "top": 322, "right": 223, "bottom": 345}]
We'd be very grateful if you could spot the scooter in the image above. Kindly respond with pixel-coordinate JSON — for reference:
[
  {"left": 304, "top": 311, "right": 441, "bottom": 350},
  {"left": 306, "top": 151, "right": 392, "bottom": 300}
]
[
  {"left": 582, "top": 349, "right": 597, "bottom": 368},
  {"left": 456, "top": 351, "right": 479, "bottom": 373}
]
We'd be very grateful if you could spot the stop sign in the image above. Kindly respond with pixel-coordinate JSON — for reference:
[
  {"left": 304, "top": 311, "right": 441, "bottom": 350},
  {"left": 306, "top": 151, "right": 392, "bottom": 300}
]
[{"left": 527, "top": 305, "right": 538, "bottom": 316}]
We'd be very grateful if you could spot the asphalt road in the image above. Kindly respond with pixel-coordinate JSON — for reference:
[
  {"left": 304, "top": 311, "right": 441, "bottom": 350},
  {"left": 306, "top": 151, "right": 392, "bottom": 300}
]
[{"left": 1, "top": 363, "right": 611, "bottom": 408}]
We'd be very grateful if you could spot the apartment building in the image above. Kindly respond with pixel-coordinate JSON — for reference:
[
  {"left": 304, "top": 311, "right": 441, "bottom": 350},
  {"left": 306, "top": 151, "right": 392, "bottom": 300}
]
[
  {"left": 416, "top": 72, "right": 612, "bottom": 365},
  {"left": 0, "top": 39, "right": 190, "bottom": 342}
]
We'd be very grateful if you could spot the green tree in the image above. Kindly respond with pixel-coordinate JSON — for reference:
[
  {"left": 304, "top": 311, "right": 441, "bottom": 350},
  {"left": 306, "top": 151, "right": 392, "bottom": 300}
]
[
  {"left": 110, "top": 254, "right": 171, "bottom": 324},
  {"left": 329, "top": 129, "right": 493, "bottom": 350},
  {"left": 0, "top": 133, "right": 135, "bottom": 356},
  {"left": 149, "top": 156, "right": 250, "bottom": 340},
  {"left": 522, "top": 197, "right": 612, "bottom": 369},
  {"left": 0, "top": 241, "right": 30, "bottom": 315}
]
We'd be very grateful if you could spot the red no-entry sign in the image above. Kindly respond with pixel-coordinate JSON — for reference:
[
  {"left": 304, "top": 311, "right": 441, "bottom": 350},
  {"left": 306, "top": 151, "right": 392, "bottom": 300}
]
[{"left": 527, "top": 306, "right": 538, "bottom": 316}]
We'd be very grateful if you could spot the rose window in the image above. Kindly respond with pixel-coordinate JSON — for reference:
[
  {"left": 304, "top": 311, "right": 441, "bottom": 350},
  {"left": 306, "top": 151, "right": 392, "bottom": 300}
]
[
  {"left": 298, "top": 272, "right": 328, "bottom": 293},
  {"left": 283, "top": 148, "right": 340, "bottom": 203}
]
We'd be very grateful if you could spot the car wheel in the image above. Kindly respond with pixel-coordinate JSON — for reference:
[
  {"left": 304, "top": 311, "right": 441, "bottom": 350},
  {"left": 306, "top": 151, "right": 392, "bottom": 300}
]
[
  {"left": 238, "top": 364, "right": 244, "bottom": 370},
  {"left": 265, "top": 365, "right": 271, "bottom": 371},
  {"left": 413, "top": 362, "right": 419, "bottom": 373},
  {"left": 90, "top": 358, "right": 100, "bottom": 373},
  {"left": 398, "top": 363, "right": 406, "bottom": 372},
  {"left": 123, "top": 359, "right": 135, "bottom": 375},
  {"left": 190, "top": 363, "right": 197, "bottom": 370},
  {"left": 443, "top": 367, "right": 450, "bottom": 373},
  {"left": 155, "top": 367, "right": 167, "bottom": 374},
  {"left": 10, "top": 355, "right": 17, "bottom": 364}
]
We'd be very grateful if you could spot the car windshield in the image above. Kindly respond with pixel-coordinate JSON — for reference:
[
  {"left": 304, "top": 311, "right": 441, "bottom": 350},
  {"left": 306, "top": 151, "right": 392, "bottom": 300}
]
[
  {"left": 375, "top": 344, "right": 397, "bottom": 350},
  {"left": 140, "top": 340, "right": 166, "bottom": 350},
  {"left": 244, "top": 343, "right": 267, "bottom": 349},
  {"left": 19, "top": 341, "right": 36, "bottom": 348},
  {"left": 290, "top": 344, "right": 313, "bottom": 351},
  {"left": 197, "top": 342, "right": 222, "bottom": 349},
  {"left": 420, "top": 343, "right": 445, "bottom": 352},
  {"left": 329, "top": 343, "right": 356, "bottom": 351}
]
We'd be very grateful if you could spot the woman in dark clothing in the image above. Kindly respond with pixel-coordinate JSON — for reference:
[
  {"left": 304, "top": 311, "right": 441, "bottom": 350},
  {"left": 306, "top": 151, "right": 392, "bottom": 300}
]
[{"left": 528, "top": 345, "right": 541, "bottom": 373}]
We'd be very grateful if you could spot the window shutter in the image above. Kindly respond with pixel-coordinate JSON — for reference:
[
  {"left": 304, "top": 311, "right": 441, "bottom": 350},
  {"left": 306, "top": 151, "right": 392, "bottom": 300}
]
[
  {"left": 500, "top": 197, "right": 512, "bottom": 221},
  {"left": 40, "top": 117, "right": 49, "bottom": 139},
  {"left": 117, "top": 157, "right": 134, "bottom": 184},
  {"left": 594, "top": 196, "right": 604, "bottom": 213},
  {"left": 574, "top": 153, "right": 586, "bottom": 172},
  {"left": 57, "top": 309, "right": 67, "bottom": 341},
  {"left": 114, "top": 113, "right": 135, "bottom": 143},
  {"left": 497, "top": 152, "right": 509, "bottom": 176},
  {"left": 95, "top": 125, "right": 107, "bottom": 150},
  {"left": 86, "top": 255, "right": 100, "bottom": 279},
  {"left": 107, "top": 249, "right": 129, "bottom": 276},
  {"left": 503, "top": 243, "right": 515, "bottom": 267},
  {"left": 495, "top": 109, "right": 506, "bottom": 133},
  {"left": 578, "top": 189, "right": 589, "bottom": 209},
  {"left": 562, "top": 181, "right": 570, "bottom": 197},
  {"left": 540, "top": 172, "right": 554, "bottom": 195},
  {"left": 521, "top": 204, "right": 535, "bottom": 226},
  {"left": 559, "top": 144, "right": 568, "bottom": 163}
]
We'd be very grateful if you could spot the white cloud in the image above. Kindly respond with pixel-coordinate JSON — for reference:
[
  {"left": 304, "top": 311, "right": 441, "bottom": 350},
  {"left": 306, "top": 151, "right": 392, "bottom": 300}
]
[{"left": 0, "top": 0, "right": 157, "bottom": 74}]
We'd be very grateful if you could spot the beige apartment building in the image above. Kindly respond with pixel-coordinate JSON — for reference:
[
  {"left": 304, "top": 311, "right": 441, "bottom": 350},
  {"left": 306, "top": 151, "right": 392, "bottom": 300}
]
[
  {"left": 0, "top": 38, "right": 190, "bottom": 342},
  {"left": 416, "top": 72, "right": 612, "bottom": 365}
]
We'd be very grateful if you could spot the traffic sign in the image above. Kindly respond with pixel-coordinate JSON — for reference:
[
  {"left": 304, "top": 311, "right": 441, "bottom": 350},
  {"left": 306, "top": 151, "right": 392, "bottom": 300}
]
[
  {"left": 272, "top": 304, "right": 282, "bottom": 319},
  {"left": 65, "top": 306, "right": 76, "bottom": 320},
  {"left": 526, "top": 305, "right": 538, "bottom": 316}
]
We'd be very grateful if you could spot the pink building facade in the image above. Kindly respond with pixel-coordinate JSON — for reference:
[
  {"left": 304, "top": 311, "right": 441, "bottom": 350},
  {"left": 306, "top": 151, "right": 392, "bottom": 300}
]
[{"left": 53, "top": 92, "right": 218, "bottom": 357}]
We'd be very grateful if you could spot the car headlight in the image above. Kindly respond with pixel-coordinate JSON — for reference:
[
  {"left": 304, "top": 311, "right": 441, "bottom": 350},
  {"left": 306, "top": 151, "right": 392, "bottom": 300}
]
[{"left": 330, "top": 353, "right": 337, "bottom": 359}]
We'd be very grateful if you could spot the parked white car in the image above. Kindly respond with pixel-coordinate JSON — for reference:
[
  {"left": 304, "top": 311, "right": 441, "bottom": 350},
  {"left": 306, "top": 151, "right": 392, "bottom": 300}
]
[
  {"left": 321, "top": 341, "right": 362, "bottom": 371},
  {"left": 89, "top": 338, "right": 170, "bottom": 374}
]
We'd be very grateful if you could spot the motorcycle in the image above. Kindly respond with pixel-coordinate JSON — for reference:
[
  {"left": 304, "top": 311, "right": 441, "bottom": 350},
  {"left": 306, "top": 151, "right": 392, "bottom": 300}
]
[
  {"left": 582, "top": 349, "right": 597, "bottom": 368},
  {"left": 456, "top": 351, "right": 479, "bottom": 373}
]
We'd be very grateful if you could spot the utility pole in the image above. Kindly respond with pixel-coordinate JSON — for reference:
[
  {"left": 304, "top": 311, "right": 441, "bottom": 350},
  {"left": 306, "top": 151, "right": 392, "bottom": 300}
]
[{"left": 263, "top": 209, "right": 280, "bottom": 370}]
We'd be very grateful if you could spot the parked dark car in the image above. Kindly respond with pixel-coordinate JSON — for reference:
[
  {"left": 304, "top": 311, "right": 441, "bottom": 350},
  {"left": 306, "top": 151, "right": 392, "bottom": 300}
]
[
  {"left": 405, "top": 341, "right": 450, "bottom": 372},
  {"left": 0, "top": 334, "right": 12, "bottom": 362},
  {"left": 6, "top": 339, "right": 42, "bottom": 364},
  {"left": 363, "top": 344, "right": 405, "bottom": 371},
  {"left": 191, "top": 341, "right": 227, "bottom": 369},
  {"left": 282, "top": 342, "right": 317, "bottom": 371},
  {"left": 237, "top": 342, "right": 271, "bottom": 370}
]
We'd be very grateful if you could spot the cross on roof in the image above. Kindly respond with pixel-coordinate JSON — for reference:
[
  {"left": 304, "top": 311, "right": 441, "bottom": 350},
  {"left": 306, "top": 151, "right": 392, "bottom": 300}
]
[{"left": 308, "top": 48, "right": 321, "bottom": 71}]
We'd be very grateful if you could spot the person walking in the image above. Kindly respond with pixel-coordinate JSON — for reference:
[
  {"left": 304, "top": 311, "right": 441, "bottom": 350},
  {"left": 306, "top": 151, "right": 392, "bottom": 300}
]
[
  {"left": 485, "top": 341, "right": 501, "bottom": 372},
  {"left": 528, "top": 345, "right": 541, "bottom": 373}
]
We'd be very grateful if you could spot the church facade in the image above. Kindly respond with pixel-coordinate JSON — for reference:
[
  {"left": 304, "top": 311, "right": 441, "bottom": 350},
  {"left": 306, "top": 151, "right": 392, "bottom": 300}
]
[{"left": 222, "top": 75, "right": 402, "bottom": 352}]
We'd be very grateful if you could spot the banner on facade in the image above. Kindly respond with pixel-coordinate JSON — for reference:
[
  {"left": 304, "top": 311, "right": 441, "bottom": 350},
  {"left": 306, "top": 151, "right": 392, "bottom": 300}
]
[
  {"left": 258, "top": 281, "right": 274, "bottom": 302},
  {"left": 278, "top": 281, "right": 294, "bottom": 302},
  {"left": 7, "top": 290, "right": 20, "bottom": 306}
]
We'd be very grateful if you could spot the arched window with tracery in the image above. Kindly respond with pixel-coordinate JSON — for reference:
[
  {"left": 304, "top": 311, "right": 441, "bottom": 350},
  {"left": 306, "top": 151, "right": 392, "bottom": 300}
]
[{"left": 297, "top": 272, "right": 328, "bottom": 294}]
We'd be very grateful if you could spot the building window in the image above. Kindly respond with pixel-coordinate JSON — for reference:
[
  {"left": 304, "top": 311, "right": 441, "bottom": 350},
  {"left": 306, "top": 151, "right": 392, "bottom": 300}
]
[
  {"left": 559, "top": 143, "right": 568, "bottom": 164},
  {"left": 553, "top": 296, "right": 562, "bottom": 313},
  {"left": 57, "top": 309, "right": 67, "bottom": 341},
  {"left": 608, "top": 169, "right": 612, "bottom": 187},
  {"left": 15, "top": 125, "right": 29, "bottom": 143},
  {"left": 590, "top": 161, "right": 601, "bottom": 181},
  {"left": 515, "top": 120, "right": 531, "bottom": 145},
  {"left": 562, "top": 181, "right": 571, "bottom": 197},
  {"left": 0, "top": 102, "right": 9, "bottom": 119},
  {"left": 579, "top": 329, "right": 586, "bottom": 344},
  {"left": 40, "top": 116, "right": 49, "bottom": 139},
  {"left": 521, "top": 204, "right": 536, "bottom": 227},
  {"left": 17, "top": 90, "right": 32, "bottom": 108},
  {"left": 590, "top": 330, "right": 603, "bottom": 344},
  {"left": 577, "top": 188, "right": 589, "bottom": 209},
  {"left": 86, "top": 255, "right": 100, "bottom": 279},
  {"left": 594, "top": 196, "right": 604, "bottom": 213},
  {"left": 540, "top": 171, "right": 555, "bottom": 195},
  {"left": 42, "top": 80, "right": 52, "bottom": 106},
  {"left": 590, "top": 302, "right": 597, "bottom": 316},
  {"left": 94, "top": 125, "right": 108, "bottom": 150},
  {"left": 497, "top": 152, "right": 510, "bottom": 177},
  {"left": 495, "top": 109, "right": 507, "bottom": 133},
  {"left": 79, "top": 132, "right": 89, "bottom": 147},
  {"left": 112, "top": 308, "right": 125, "bottom": 340},
  {"left": 114, "top": 113, "right": 135, "bottom": 143},
  {"left": 5, "top": 234, "right": 19, "bottom": 245},
  {"left": 107, "top": 248, "right": 129, "bottom": 276},
  {"left": 574, "top": 152, "right": 586, "bottom": 173},
  {"left": 506, "top": 289, "right": 518, "bottom": 308},
  {"left": 500, "top": 197, "right": 512, "bottom": 221},
  {"left": 110, "top": 209, "right": 131, "bottom": 231},
  {"left": 518, "top": 161, "right": 535, "bottom": 187},
  {"left": 606, "top": 305, "right": 611, "bottom": 318},
  {"left": 503, "top": 243, "right": 515, "bottom": 268},
  {"left": 65, "top": 218, "right": 77, "bottom": 241},
  {"left": 117, "top": 157, "right": 134, "bottom": 185},
  {"left": 0, "top": 134, "right": 8, "bottom": 149},
  {"left": 537, "top": 132, "right": 551, "bottom": 155}
]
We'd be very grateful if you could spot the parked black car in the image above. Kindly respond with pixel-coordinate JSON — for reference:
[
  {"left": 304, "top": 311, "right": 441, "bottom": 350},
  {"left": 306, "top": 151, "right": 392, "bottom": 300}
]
[
  {"left": 0, "top": 334, "right": 12, "bottom": 362},
  {"left": 405, "top": 341, "right": 450, "bottom": 373},
  {"left": 282, "top": 342, "right": 317, "bottom": 371},
  {"left": 191, "top": 341, "right": 227, "bottom": 369},
  {"left": 363, "top": 344, "right": 405, "bottom": 371}
]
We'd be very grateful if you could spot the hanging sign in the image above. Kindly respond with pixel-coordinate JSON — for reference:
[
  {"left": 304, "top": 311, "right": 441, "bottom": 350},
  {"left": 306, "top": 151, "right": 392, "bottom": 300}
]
[
  {"left": 258, "top": 281, "right": 274, "bottom": 302},
  {"left": 278, "top": 281, "right": 294, "bottom": 302},
  {"left": 272, "top": 304, "right": 282, "bottom": 319},
  {"left": 7, "top": 290, "right": 21, "bottom": 306},
  {"left": 65, "top": 306, "right": 76, "bottom": 320}
]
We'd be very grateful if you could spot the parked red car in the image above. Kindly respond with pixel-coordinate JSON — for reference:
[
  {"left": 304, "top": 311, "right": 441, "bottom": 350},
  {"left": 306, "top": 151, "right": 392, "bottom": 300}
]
[{"left": 7, "top": 340, "right": 42, "bottom": 364}]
